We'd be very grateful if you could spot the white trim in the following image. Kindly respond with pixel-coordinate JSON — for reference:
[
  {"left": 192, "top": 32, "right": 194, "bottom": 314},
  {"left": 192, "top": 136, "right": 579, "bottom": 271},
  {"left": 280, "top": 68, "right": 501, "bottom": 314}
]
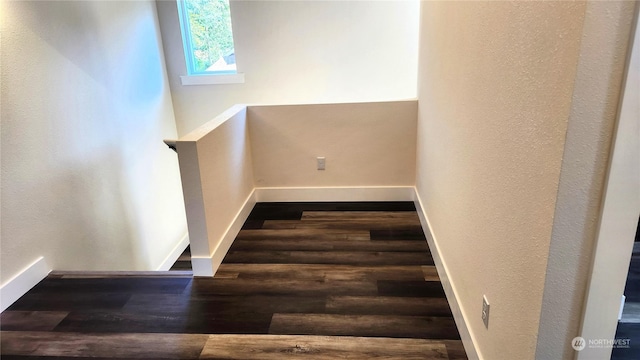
[
  {"left": 1, "top": 257, "right": 51, "bottom": 312},
  {"left": 180, "top": 73, "right": 245, "bottom": 86},
  {"left": 50, "top": 270, "right": 193, "bottom": 277},
  {"left": 210, "top": 190, "right": 257, "bottom": 275},
  {"left": 414, "top": 189, "right": 481, "bottom": 360},
  {"left": 254, "top": 186, "right": 415, "bottom": 202},
  {"left": 192, "top": 190, "right": 257, "bottom": 277},
  {"left": 191, "top": 256, "right": 215, "bottom": 277},
  {"left": 156, "top": 232, "right": 190, "bottom": 271}
]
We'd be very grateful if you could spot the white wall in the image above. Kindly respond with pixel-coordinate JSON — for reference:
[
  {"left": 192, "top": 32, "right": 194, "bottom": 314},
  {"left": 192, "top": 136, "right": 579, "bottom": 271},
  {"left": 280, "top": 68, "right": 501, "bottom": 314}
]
[
  {"left": 176, "top": 100, "right": 415, "bottom": 275},
  {"left": 156, "top": 0, "right": 420, "bottom": 135},
  {"left": 416, "top": 1, "right": 636, "bottom": 359},
  {"left": 248, "top": 101, "right": 417, "bottom": 188},
  {"left": 1, "top": 0, "right": 187, "bottom": 285},
  {"left": 540, "top": 3, "right": 638, "bottom": 359},
  {"left": 176, "top": 105, "right": 255, "bottom": 276},
  {"left": 416, "top": 2, "right": 586, "bottom": 359}
]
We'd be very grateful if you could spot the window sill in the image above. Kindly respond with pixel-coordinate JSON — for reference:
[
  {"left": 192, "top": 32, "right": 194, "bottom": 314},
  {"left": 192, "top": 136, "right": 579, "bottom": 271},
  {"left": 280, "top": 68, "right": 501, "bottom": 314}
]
[{"left": 180, "top": 73, "right": 245, "bottom": 86}]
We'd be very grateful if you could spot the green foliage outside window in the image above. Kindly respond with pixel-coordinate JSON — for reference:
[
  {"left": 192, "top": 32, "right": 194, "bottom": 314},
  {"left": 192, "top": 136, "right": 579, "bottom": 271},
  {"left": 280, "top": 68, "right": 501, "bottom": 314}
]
[{"left": 183, "top": 0, "right": 235, "bottom": 73}]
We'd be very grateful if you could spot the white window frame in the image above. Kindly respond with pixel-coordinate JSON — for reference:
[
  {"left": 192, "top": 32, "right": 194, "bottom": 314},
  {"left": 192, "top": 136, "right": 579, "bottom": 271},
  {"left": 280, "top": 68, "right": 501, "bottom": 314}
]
[{"left": 176, "top": 0, "right": 244, "bottom": 85}]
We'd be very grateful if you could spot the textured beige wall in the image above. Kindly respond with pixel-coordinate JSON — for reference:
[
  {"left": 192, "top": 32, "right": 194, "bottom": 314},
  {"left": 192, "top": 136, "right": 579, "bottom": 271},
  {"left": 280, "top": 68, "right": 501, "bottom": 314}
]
[
  {"left": 248, "top": 101, "right": 417, "bottom": 188},
  {"left": 416, "top": 2, "right": 587, "bottom": 358},
  {"left": 177, "top": 106, "right": 254, "bottom": 258},
  {"left": 155, "top": 0, "right": 420, "bottom": 135},
  {"left": 538, "top": 3, "right": 637, "bottom": 359},
  {"left": 1, "top": 0, "right": 187, "bottom": 282}
]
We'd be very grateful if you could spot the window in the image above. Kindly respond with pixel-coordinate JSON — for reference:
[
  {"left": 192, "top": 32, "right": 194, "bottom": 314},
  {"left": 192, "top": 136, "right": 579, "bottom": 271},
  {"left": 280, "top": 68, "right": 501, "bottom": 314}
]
[{"left": 177, "top": 0, "right": 243, "bottom": 84}]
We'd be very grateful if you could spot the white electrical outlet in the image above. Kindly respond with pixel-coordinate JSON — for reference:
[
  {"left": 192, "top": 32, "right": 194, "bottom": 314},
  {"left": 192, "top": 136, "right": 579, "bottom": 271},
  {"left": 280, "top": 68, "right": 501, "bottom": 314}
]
[
  {"left": 317, "top": 157, "right": 326, "bottom": 170},
  {"left": 482, "top": 295, "right": 490, "bottom": 328}
]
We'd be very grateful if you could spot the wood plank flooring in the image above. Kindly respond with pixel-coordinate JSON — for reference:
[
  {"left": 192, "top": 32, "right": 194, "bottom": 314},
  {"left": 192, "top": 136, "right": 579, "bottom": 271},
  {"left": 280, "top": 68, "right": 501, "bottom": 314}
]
[
  {"left": 612, "top": 219, "right": 640, "bottom": 360},
  {"left": 1, "top": 202, "right": 466, "bottom": 359},
  {"left": 170, "top": 247, "right": 193, "bottom": 271}
]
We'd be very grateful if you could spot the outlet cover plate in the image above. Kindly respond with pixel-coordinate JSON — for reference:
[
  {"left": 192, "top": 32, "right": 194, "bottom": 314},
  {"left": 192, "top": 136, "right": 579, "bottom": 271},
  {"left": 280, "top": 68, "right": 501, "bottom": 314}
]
[{"left": 482, "top": 295, "right": 490, "bottom": 328}]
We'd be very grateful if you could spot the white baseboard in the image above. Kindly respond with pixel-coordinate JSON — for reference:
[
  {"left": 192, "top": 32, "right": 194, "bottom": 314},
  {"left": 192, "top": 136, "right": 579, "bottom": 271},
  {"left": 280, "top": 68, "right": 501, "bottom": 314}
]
[
  {"left": 1, "top": 257, "right": 50, "bottom": 312},
  {"left": 414, "top": 190, "right": 481, "bottom": 360},
  {"left": 156, "top": 232, "right": 190, "bottom": 271},
  {"left": 254, "top": 186, "right": 415, "bottom": 202},
  {"left": 191, "top": 256, "right": 215, "bottom": 277},
  {"left": 192, "top": 190, "right": 257, "bottom": 277}
]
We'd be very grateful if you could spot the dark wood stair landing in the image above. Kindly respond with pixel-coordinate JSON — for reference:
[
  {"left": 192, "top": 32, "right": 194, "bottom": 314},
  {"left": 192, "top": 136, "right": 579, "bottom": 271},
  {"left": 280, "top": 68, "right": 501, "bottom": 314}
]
[
  {"left": 170, "top": 245, "right": 193, "bottom": 271},
  {"left": 1, "top": 202, "right": 467, "bottom": 359}
]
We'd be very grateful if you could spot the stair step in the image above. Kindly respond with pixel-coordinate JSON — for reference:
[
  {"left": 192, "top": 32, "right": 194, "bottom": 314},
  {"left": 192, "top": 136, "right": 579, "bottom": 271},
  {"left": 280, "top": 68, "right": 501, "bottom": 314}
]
[{"left": 48, "top": 270, "right": 193, "bottom": 279}]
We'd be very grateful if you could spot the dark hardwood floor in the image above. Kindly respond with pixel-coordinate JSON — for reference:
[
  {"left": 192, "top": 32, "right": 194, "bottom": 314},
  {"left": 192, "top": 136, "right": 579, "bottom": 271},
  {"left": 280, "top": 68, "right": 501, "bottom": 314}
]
[
  {"left": 611, "top": 217, "right": 640, "bottom": 360},
  {"left": 1, "top": 202, "right": 466, "bottom": 359},
  {"left": 170, "top": 246, "right": 193, "bottom": 271}
]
